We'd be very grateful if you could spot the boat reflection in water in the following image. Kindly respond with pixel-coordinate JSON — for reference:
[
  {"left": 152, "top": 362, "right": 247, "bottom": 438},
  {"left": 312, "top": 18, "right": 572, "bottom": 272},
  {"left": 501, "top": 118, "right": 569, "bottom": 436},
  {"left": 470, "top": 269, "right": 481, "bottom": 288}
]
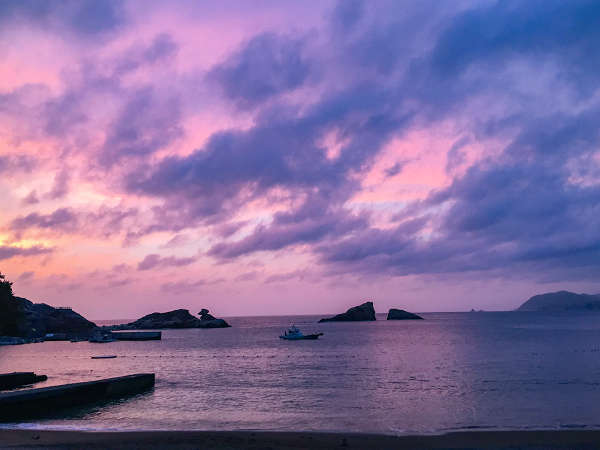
[{"left": 279, "top": 325, "right": 323, "bottom": 340}]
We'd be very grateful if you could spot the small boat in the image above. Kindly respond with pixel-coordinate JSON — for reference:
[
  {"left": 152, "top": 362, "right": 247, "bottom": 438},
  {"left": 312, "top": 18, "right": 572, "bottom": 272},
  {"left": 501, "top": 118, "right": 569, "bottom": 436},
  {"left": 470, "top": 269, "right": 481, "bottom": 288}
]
[
  {"left": 91, "top": 355, "right": 117, "bottom": 359},
  {"left": 70, "top": 337, "right": 87, "bottom": 343},
  {"left": 279, "top": 325, "right": 323, "bottom": 340},
  {"left": 89, "top": 334, "right": 116, "bottom": 343}
]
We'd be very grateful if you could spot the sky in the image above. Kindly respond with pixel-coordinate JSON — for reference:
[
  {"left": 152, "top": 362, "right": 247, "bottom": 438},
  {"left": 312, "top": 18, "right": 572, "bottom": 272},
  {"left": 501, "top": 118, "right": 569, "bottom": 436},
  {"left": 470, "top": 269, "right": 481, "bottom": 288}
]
[{"left": 1, "top": 0, "right": 600, "bottom": 319}]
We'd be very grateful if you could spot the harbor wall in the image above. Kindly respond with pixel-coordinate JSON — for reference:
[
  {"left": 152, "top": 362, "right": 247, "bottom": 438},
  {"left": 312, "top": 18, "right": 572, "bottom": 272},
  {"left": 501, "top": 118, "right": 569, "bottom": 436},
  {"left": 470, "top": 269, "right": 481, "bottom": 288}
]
[
  {"left": 0, "top": 372, "right": 47, "bottom": 390},
  {"left": 0, "top": 373, "right": 155, "bottom": 420},
  {"left": 110, "top": 331, "right": 162, "bottom": 340}
]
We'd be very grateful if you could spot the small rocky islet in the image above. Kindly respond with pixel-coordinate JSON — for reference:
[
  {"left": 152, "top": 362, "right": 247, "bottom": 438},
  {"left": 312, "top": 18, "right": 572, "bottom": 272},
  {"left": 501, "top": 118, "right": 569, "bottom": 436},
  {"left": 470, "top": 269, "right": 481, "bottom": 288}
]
[
  {"left": 319, "top": 301, "right": 377, "bottom": 322},
  {"left": 319, "top": 301, "right": 423, "bottom": 322},
  {"left": 109, "top": 308, "right": 230, "bottom": 330},
  {"left": 387, "top": 308, "right": 424, "bottom": 320}
]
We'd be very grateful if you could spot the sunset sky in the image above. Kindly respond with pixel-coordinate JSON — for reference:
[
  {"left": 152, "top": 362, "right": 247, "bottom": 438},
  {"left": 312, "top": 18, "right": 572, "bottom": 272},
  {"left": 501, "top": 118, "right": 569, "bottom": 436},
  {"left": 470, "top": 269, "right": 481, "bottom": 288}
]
[{"left": 2, "top": 0, "right": 600, "bottom": 319}]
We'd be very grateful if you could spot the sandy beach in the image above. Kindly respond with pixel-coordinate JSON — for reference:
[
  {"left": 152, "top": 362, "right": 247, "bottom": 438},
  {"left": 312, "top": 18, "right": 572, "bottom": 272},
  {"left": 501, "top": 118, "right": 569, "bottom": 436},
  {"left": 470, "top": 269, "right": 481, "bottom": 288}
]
[{"left": 2, "top": 429, "right": 600, "bottom": 449}]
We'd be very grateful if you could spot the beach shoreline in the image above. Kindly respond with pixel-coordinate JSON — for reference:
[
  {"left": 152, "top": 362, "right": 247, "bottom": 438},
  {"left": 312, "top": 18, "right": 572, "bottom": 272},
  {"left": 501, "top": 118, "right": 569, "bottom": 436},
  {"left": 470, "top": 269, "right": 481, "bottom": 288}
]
[{"left": 2, "top": 429, "right": 600, "bottom": 449}]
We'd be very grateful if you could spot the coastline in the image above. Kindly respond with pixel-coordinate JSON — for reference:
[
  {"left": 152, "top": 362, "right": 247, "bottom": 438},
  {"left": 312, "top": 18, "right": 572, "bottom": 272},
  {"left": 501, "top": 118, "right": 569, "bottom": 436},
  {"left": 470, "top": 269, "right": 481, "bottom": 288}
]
[{"left": 2, "top": 429, "right": 600, "bottom": 449}]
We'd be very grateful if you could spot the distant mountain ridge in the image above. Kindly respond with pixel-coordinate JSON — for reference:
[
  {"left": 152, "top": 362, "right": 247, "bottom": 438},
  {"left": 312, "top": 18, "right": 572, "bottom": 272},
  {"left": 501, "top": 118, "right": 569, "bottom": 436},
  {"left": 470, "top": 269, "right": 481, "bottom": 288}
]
[{"left": 517, "top": 291, "right": 600, "bottom": 312}]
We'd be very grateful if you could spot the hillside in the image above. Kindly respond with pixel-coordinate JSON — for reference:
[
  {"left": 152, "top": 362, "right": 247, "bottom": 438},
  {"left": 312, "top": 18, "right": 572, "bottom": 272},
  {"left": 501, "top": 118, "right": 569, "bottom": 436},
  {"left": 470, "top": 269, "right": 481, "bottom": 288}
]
[
  {"left": 517, "top": 291, "right": 600, "bottom": 312},
  {"left": 0, "top": 273, "right": 96, "bottom": 337}
]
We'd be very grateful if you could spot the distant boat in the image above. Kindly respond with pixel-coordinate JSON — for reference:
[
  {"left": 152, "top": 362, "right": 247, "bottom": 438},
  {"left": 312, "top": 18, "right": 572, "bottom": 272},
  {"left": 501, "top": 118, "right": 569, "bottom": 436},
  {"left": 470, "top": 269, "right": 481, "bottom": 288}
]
[
  {"left": 279, "top": 325, "right": 323, "bottom": 340},
  {"left": 91, "top": 355, "right": 117, "bottom": 359},
  {"left": 89, "top": 335, "right": 116, "bottom": 343}
]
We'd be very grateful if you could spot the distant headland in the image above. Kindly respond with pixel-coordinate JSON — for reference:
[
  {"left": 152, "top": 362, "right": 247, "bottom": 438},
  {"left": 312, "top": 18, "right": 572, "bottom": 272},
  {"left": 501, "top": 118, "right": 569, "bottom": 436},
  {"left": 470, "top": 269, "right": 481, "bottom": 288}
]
[{"left": 517, "top": 291, "right": 600, "bottom": 312}]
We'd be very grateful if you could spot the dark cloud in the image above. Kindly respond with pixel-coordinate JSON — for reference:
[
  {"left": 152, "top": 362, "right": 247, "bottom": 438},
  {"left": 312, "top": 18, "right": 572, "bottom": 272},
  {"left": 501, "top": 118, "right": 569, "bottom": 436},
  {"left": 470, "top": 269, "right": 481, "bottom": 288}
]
[
  {"left": 0, "top": 0, "right": 126, "bottom": 37},
  {"left": 331, "top": 0, "right": 364, "bottom": 33},
  {"left": 432, "top": 0, "right": 600, "bottom": 87},
  {"left": 445, "top": 137, "right": 470, "bottom": 173},
  {"left": 18, "top": 271, "right": 35, "bottom": 282},
  {"left": 209, "top": 32, "right": 311, "bottom": 109},
  {"left": 234, "top": 271, "right": 260, "bottom": 282},
  {"left": 384, "top": 160, "right": 408, "bottom": 178},
  {"left": 10, "top": 208, "right": 78, "bottom": 235},
  {"left": 137, "top": 253, "right": 196, "bottom": 271},
  {"left": 125, "top": 79, "right": 410, "bottom": 241},
  {"left": 0, "top": 154, "right": 36, "bottom": 174},
  {"left": 160, "top": 233, "right": 191, "bottom": 249},
  {"left": 209, "top": 196, "right": 368, "bottom": 259},
  {"left": 8, "top": 206, "right": 138, "bottom": 239},
  {"left": 99, "top": 87, "right": 182, "bottom": 167},
  {"left": 160, "top": 279, "right": 206, "bottom": 293},
  {"left": 21, "top": 190, "right": 40, "bottom": 205},
  {"left": 265, "top": 269, "right": 311, "bottom": 284},
  {"left": 113, "top": 33, "right": 178, "bottom": 76},
  {"left": 48, "top": 169, "right": 70, "bottom": 199},
  {"left": 0, "top": 245, "right": 53, "bottom": 261}
]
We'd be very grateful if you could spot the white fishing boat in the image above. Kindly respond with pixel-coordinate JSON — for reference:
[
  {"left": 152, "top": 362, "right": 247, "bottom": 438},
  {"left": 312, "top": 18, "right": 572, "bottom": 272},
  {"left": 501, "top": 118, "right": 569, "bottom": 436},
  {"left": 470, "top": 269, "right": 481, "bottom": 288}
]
[{"left": 279, "top": 325, "right": 323, "bottom": 340}]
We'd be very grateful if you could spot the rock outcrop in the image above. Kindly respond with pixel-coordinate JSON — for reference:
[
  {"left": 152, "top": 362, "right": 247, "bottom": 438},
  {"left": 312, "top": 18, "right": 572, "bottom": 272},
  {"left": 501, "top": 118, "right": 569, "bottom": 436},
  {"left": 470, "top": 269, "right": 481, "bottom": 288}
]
[
  {"left": 0, "top": 292, "right": 96, "bottom": 338},
  {"left": 319, "top": 301, "right": 376, "bottom": 322},
  {"left": 386, "top": 308, "right": 423, "bottom": 320},
  {"left": 517, "top": 291, "right": 600, "bottom": 312},
  {"left": 198, "top": 309, "right": 230, "bottom": 328},
  {"left": 113, "top": 308, "right": 230, "bottom": 330}
]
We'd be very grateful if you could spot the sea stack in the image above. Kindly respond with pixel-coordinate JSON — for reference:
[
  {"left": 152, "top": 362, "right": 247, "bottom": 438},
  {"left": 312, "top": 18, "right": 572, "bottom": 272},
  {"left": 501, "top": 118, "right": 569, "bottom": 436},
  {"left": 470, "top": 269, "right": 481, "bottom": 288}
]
[
  {"left": 386, "top": 309, "right": 423, "bottom": 320},
  {"left": 319, "top": 301, "right": 376, "bottom": 322},
  {"left": 198, "top": 309, "right": 230, "bottom": 328}
]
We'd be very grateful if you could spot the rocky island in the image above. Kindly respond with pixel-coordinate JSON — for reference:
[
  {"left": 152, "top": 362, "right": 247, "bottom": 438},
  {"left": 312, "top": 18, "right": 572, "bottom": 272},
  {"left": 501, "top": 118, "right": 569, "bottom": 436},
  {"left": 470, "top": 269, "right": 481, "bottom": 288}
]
[
  {"left": 387, "top": 308, "right": 423, "bottom": 320},
  {"left": 319, "top": 301, "right": 376, "bottom": 322},
  {"left": 111, "top": 308, "right": 230, "bottom": 329},
  {"left": 517, "top": 291, "right": 600, "bottom": 312},
  {"left": 0, "top": 273, "right": 96, "bottom": 340}
]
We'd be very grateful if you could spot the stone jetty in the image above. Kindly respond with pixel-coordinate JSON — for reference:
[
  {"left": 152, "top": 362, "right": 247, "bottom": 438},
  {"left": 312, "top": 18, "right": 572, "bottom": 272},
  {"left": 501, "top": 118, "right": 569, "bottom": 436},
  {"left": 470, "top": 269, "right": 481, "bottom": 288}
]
[
  {"left": 0, "top": 372, "right": 47, "bottom": 390},
  {"left": 110, "top": 331, "right": 162, "bottom": 340},
  {"left": 0, "top": 373, "right": 155, "bottom": 421}
]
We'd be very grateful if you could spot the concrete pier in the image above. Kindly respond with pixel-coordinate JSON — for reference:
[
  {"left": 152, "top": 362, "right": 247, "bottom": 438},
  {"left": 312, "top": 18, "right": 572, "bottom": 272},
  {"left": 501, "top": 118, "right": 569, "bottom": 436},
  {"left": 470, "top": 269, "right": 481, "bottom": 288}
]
[
  {"left": 111, "top": 331, "right": 162, "bottom": 340},
  {"left": 0, "top": 373, "right": 155, "bottom": 420},
  {"left": 0, "top": 372, "right": 47, "bottom": 390}
]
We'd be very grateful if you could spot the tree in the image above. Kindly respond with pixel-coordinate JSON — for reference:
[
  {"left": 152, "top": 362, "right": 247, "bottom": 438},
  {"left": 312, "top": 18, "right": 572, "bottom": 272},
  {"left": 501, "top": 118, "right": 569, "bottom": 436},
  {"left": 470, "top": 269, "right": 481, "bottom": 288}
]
[{"left": 0, "top": 272, "right": 13, "bottom": 298}]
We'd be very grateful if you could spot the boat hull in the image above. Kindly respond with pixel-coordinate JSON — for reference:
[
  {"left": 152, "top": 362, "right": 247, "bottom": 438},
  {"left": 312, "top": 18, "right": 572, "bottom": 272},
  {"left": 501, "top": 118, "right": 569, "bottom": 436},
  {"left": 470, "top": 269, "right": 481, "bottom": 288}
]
[{"left": 279, "top": 333, "right": 323, "bottom": 340}]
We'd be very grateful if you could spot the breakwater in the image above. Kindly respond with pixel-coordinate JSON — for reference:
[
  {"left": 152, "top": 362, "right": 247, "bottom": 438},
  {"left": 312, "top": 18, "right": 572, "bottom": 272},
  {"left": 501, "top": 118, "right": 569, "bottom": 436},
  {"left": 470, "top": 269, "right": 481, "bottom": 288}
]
[
  {"left": 0, "top": 373, "right": 155, "bottom": 421},
  {"left": 111, "top": 331, "right": 162, "bottom": 340},
  {"left": 0, "top": 372, "right": 47, "bottom": 390}
]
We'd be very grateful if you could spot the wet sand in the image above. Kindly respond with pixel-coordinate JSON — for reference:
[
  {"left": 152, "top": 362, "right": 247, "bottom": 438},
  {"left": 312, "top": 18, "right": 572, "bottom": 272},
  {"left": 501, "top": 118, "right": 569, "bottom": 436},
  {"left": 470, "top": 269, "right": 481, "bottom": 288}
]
[{"left": 2, "top": 429, "right": 600, "bottom": 449}]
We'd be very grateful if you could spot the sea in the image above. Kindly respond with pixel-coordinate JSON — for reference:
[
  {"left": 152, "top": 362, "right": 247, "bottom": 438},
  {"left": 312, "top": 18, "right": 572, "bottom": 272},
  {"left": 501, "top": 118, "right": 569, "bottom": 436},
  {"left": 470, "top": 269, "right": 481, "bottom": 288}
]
[{"left": 2, "top": 312, "right": 600, "bottom": 434}]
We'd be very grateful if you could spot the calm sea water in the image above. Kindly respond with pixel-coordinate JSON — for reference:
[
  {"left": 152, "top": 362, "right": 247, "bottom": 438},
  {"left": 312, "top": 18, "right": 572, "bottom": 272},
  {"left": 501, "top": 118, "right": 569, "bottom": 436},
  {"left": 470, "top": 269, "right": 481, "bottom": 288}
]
[{"left": 2, "top": 312, "right": 600, "bottom": 434}]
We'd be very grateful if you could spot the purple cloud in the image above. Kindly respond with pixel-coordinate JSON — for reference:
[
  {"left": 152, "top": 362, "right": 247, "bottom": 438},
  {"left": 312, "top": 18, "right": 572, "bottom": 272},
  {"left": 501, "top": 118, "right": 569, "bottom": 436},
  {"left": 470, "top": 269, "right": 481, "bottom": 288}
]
[
  {"left": 0, "top": 245, "right": 53, "bottom": 261},
  {"left": 11, "top": 208, "right": 78, "bottom": 234},
  {"left": 209, "top": 32, "right": 311, "bottom": 110},
  {"left": 137, "top": 253, "right": 196, "bottom": 271}
]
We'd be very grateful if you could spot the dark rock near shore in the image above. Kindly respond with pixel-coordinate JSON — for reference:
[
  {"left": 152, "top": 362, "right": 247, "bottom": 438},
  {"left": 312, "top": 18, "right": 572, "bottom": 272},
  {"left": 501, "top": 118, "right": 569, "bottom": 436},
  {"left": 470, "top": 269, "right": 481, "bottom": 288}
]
[
  {"left": 111, "top": 308, "right": 230, "bottom": 330},
  {"left": 0, "top": 293, "right": 96, "bottom": 339},
  {"left": 198, "top": 309, "right": 230, "bottom": 328},
  {"left": 319, "top": 301, "right": 376, "bottom": 322},
  {"left": 517, "top": 291, "right": 600, "bottom": 312},
  {"left": 387, "top": 309, "right": 424, "bottom": 320}
]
